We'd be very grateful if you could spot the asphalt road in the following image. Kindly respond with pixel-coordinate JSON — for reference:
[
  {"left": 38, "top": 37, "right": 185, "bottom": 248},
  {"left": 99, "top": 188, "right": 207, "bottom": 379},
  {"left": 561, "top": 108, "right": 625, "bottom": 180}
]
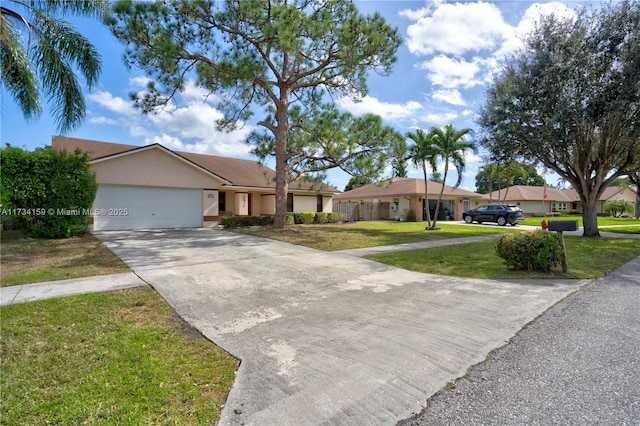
[{"left": 401, "top": 256, "right": 640, "bottom": 426}]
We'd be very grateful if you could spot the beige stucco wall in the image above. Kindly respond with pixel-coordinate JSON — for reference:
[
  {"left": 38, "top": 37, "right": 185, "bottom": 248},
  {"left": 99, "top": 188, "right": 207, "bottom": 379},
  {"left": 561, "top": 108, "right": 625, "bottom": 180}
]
[
  {"left": 92, "top": 148, "right": 221, "bottom": 189},
  {"left": 321, "top": 196, "right": 333, "bottom": 213}
]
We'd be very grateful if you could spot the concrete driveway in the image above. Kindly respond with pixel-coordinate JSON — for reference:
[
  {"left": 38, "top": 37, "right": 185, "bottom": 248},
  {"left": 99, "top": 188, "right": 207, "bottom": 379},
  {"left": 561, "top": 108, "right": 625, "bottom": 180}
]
[{"left": 97, "top": 228, "right": 586, "bottom": 426}]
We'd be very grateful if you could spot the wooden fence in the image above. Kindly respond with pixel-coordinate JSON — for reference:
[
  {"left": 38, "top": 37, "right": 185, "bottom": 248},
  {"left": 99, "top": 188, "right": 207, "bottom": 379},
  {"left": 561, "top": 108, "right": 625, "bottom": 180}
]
[{"left": 333, "top": 202, "right": 391, "bottom": 222}]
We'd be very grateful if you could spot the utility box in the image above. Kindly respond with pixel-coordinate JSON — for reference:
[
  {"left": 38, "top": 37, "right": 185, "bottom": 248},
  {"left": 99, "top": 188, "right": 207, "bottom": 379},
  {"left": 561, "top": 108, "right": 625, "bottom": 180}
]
[{"left": 548, "top": 220, "right": 579, "bottom": 232}]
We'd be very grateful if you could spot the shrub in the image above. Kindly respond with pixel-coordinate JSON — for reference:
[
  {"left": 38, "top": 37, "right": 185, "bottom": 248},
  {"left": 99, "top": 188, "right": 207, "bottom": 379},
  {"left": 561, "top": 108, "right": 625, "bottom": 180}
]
[
  {"left": 291, "top": 213, "right": 304, "bottom": 224},
  {"left": 406, "top": 210, "right": 417, "bottom": 222},
  {"left": 328, "top": 212, "right": 346, "bottom": 223},
  {"left": 220, "top": 215, "right": 274, "bottom": 228},
  {"left": 302, "top": 212, "right": 315, "bottom": 225},
  {"left": 316, "top": 212, "right": 328, "bottom": 224},
  {"left": 496, "top": 231, "right": 563, "bottom": 272},
  {"left": 285, "top": 213, "right": 295, "bottom": 225},
  {"left": 0, "top": 146, "right": 97, "bottom": 238}
]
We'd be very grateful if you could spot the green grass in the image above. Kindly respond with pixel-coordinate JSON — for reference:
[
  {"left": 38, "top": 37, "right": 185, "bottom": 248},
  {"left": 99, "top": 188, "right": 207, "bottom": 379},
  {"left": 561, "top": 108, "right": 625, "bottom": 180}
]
[
  {"left": 520, "top": 216, "right": 640, "bottom": 227},
  {"left": 232, "top": 221, "right": 514, "bottom": 251},
  {"left": 600, "top": 226, "right": 640, "bottom": 234},
  {"left": 0, "top": 287, "right": 239, "bottom": 425},
  {"left": 1, "top": 231, "right": 130, "bottom": 287},
  {"left": 366, "top": 236, "right": 640, "bottom": 279}
]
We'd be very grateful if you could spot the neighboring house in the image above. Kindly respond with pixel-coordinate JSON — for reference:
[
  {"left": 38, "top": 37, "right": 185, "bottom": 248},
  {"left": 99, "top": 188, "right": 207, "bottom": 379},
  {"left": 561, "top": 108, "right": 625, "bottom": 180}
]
[
  {"left": 52, "top": 136, "right": 337, "bottom": 231},
  {"left": 333, "top": 177, "right": 483, "bottom": 222},
  {"left": 481, "top": 185, "right": 572, "bottom": 215},
  {"left": 562, "top": 186, "right": 637, "bottom": 215},
  {"left": 482, "top": 185, "right": 637, "bottom": 215}
]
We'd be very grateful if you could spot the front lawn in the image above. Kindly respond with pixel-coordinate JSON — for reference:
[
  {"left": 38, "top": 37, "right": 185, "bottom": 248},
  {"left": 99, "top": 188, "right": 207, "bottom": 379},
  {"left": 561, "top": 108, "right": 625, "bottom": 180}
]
[
  {"left": 0, "top": 231, "right": 130, "bottom": 287},
  {"left": 0, "top": 287, "right": 239, "bottom": 425},
  {"left": 232, "top": 221, "right": 514, "bottom": 251},
  {"left": 366, "top": 236, "right": 640, "bottom": 280},
  {"left": 520, "top": 215, "right": 639, "bottom": 227}
]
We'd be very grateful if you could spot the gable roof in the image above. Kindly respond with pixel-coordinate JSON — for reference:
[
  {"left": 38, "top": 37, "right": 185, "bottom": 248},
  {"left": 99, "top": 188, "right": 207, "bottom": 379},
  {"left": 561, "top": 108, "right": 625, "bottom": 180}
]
[
  {"left": 52, "top": 136, "right": 338, "bottom": 193},
  {"left": 561, "top": 186, "right": 637, "bottom": 202},
  {"left": 482, "top": 185, "right": 637, "bottom": 202},
  {"left": 90, "top": 143, "right": 232, "bottom": 185},
  {"left": 484, "top": 185, "right": 573, "bottom": 202},
  {"left": 334, "top": 177, "right": 482, "bottom": 199}
]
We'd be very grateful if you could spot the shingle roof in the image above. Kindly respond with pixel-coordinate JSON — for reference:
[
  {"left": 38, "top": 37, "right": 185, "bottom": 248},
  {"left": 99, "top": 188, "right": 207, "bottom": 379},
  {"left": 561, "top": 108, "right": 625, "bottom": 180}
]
[
  {"left": 485, "top": 185, "right": 573, "bottom": 202},
  {"left": 334, "top": 177, "right": 482, "bottom": 199},
  {"left": 482, "top": 185, "right": 637, "bottom": 202},
  {"left": 561, "top": 186, "right": 635, "bottom": 202},
  {"left": 52, "top": 136, "right": 337, "bottom": 193}
]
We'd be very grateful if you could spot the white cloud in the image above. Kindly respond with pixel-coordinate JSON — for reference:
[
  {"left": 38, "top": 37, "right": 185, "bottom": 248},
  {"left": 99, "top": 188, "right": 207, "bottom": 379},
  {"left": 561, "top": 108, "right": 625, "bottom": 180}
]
[
  {"left": 405, "top": 1, "right": 510, "bottom": 56},
  {"left": 129, "top": 76, "right": 153, "bottom": 89},
  {"left": 86, "top": 90, "right": 134, "bottom": 115},
  {"left": 86, "top": 80, "right": 253, "bottom": 158},
  {"left": 88, "top": 116, "right": 118, "bottom": 125},
  {"left": 432, "top": 88, "right": 466, "bottom": 106},
  {"left": 404, "top": 1, "right": 579, "bottom": 93},
  {"left": 337, "top": 95, "right": 423, "bottom": 120},
  {"left": 419, "top": 55, "right": 483, "bottom": 89},
  {"left": 422, "top": 112, "right": 458, "bottom": 125}
]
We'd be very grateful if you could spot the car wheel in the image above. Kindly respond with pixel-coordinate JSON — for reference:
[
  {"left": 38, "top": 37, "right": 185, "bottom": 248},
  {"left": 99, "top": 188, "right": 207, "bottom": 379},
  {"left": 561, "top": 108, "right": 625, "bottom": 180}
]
[
  {"left": 497, "top": 216, "right": 507, "bottom": 226},
  {"left": 464, "top": 215, "right": 473, "bottom": 223}
]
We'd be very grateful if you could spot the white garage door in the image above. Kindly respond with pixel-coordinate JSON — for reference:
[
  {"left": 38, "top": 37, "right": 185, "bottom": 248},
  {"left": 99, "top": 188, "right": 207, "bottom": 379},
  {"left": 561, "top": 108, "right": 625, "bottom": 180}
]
[{"left": 93, "top": 185, "right": 202, "bottom": 231}]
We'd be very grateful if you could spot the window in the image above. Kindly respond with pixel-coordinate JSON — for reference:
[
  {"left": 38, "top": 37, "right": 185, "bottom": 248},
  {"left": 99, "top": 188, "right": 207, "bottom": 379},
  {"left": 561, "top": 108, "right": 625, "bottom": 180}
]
[
  {"left": 287, "top": 193, "right": 294, "bottom": 212},
  {"left": 317, "top": 195, "right": 323, "bottom": 212}
]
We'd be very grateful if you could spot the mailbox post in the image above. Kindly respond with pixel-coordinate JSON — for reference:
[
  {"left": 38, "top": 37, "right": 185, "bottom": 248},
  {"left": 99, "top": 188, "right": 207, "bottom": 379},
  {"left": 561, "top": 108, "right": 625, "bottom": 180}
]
[{"left": 547, "top": 220, "right": 579, "bottom": 272}]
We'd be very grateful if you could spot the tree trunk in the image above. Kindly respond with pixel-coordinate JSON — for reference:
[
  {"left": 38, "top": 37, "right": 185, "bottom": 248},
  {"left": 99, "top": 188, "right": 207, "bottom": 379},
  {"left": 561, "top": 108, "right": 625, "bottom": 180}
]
[
  {"left": 422, "top": 162, "right": 432, "bottom": 227},
  {"left": 581, "top": 194, "right": 600, "bottom": 237},
  {"left": 273, "top": 97, "right": 290, "bottom": 230},
  {"left": 432, "top": 162, "right": 448, "bottom": 229}
]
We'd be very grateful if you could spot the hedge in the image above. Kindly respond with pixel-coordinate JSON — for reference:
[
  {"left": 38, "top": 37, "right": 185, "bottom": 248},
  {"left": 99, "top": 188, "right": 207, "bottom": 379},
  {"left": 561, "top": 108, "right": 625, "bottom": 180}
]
[
  {"left": 221, "top": 212, "right": 346, "bottom": 228},
  {"left": 0, "top": 146, "right": 97, "bottom": 238}
]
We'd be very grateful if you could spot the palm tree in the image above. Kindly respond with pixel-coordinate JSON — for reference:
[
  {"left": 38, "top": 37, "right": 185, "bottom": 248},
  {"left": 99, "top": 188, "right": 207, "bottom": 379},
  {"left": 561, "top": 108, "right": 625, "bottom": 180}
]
[
  {"left": 497, "top": 161, "right": 529, "bottom": 203},
  {"left": 476, "top": 163, "right": 500, "bottom": 200},
  {"left": 1, "top": 0, "right": 107, "bottom": 133},
  {"left": 429, "top": 124, "right": 477, "bottom": 228},
  {"left": 406, "top": 128, "right": 437, "bottom": 228}
]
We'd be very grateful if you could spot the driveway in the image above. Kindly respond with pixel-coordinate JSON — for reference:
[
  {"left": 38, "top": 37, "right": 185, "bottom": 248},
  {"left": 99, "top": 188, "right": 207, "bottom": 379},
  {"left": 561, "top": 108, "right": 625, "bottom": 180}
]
[{"left": 97, "top": 229, "right": 586, "bottom": 426}]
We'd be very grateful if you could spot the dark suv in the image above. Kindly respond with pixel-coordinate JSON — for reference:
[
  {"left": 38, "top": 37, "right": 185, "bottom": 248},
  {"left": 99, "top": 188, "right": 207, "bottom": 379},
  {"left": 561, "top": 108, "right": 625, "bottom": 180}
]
[{"left": 463, "top": 204, "right": 524, "bottom": 226}]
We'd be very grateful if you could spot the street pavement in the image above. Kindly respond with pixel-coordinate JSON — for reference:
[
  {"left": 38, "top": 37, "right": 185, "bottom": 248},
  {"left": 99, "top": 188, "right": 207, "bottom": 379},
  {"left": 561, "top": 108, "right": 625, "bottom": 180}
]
[{"left": 403, "top": 255, "right": 640, "bottom": 425}]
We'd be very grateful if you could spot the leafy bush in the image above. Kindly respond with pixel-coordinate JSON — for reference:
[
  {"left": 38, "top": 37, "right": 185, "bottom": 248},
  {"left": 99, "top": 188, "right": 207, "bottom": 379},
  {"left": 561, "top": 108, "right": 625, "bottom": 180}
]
[
  {"left": 0, "top": 146, "right": 97, "bottom": 238},
  {"left": 496, "top": 231, "right": 563, "bottom": 272},
  {"left": 220, "top": 215, "right": 274, "bottom": 228},
  {"left": 285, "top": 213, "right": 295, "bottom": 225},
  {"left": 406, "top": 210, "right": 417, "bottom": 222},
  {"left": 302, "top": 212, "right": 315, "bottom": 224},
  {"left": 316, "top": 212, "right": 328, "bottom": 224},
  {"left": 328, "top": 212, "right": 346, "bottom": 223}
]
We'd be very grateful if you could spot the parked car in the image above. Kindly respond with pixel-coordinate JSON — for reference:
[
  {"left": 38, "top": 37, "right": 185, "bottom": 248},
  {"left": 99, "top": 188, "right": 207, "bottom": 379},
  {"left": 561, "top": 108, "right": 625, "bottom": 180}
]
[{"left": 463, "top": 204, "right": 524, "bottom": 226}]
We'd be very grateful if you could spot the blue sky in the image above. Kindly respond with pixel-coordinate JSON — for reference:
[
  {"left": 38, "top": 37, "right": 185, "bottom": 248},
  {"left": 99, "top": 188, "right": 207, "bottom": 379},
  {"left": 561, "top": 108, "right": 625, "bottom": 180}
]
[{"left": 1, "top": 0, "right": 595, "bottom": 192}]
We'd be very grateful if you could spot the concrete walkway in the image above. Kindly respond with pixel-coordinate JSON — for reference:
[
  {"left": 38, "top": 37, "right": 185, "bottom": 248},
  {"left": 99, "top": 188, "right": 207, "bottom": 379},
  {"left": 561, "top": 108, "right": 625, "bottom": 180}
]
[
  {"left": 0, "top": 272, "right": 146, "bottom": 306},
  {"left": 94, "top": 229, "right": 588, "bottom": 426}
]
